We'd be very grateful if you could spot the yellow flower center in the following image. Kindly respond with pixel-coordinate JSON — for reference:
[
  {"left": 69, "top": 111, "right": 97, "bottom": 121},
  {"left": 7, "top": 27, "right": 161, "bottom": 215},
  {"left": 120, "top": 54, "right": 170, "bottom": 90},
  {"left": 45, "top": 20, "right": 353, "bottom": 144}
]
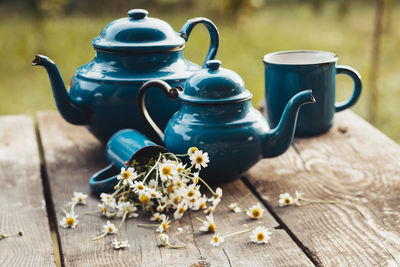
[
  {"left": 195, "top": 156, "right": 203, "bottom": 164},
  {"left": 162, "top": 166, "right": 171, "bottom": 176},
  {"left": 162, "top": 221, "right": 168, "bottom": 231},
  {"left": 178, "top": 207, "right": 185, "bottom": 214},
  {"left": 194, "top": 177, "right": 199, "bottom": 184},
  {"left": 257, "top": 232, "right": 265, "bottom": 241},
  {"left": 150, "top": 192, "right": 157, "bottom": 198},
  {"left": 189, "top": 147, "right": 198, "bottom": 154},
  {"left": 66, "top": 217, "right": 75, "bottom": 226},
  {"left": 108, "top": 226, "right": 114, "bottom": 233},
  {"left": 187, "top": 190, "right": 194, "bottom": 197},
  {"left": 173, "top": 196, "right": 182, "bottom": 204},
  {"left": 167, "top": 185, "right": 174, "bottom": 193},
  {"left": 151, "top": 185, "right": 156, "bottom": 189},
  {"left": 122, "top": 171, "right": 130, "bottom": 179},
  {"left": 137, "top": 184, "right": 144, "bottom": 190},
  {"left": 284, "top": 198, "right": 291, "bottom": 204},
  {"left": 140, "top": 194, "right": 150, "bottom": 204},
  {"left": 252, "top": 208, "right": 261, "bottom": 218},
  {"left": 207, "top": 223, "right": 216, "bottom": 232},
  {"left": 102, "top": 206, "right": 107, "bottom": 213},
  {"left": 177, "top": 167, "right": 183, "bottom": 173},
  {"left": 176, "top": 181, "right": 182, "bottom": 187},
  {"left": 213, "top": 236, "right": 219, "bottom": 243},
  {"left": 190, "top": 198, "right": 196, "bottom": 203},
  {"left": 200, "top": 202, "right": 206, "bottom": 209}
]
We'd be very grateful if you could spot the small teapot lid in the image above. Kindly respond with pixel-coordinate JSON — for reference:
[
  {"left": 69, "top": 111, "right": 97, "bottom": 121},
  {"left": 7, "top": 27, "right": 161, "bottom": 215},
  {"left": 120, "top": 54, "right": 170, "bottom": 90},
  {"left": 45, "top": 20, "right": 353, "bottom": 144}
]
[
  {"left": 92, "top": 9, "right": 185, "bottom": 52},
  {"left": 179, "top": 60, "right": 252, "bottom": 104}
]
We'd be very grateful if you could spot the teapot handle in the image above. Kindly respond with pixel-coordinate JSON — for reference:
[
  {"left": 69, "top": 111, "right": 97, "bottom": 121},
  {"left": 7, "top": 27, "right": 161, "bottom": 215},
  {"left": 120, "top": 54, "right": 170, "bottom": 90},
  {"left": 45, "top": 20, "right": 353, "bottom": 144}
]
[
  {"left": 179, "top": 18, "right": 219, "bottom": 68},
  {"left": 137, "top": 80, "right": 182, "bottom": 143}
]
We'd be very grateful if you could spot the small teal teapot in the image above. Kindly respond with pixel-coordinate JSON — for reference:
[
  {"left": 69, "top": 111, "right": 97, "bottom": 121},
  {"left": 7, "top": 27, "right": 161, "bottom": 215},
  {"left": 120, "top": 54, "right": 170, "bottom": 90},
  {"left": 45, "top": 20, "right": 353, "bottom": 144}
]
[
  {"left": 137, "top": 60, "right": 315, "bottom": 183},
  {"left": 32, "top": 9, "right": 219, "bottom": 142}
]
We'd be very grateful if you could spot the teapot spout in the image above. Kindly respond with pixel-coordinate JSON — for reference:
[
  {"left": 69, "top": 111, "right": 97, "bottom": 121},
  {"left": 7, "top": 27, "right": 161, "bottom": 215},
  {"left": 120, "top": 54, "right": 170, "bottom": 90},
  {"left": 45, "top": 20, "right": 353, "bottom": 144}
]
[
  {"left": 32, "top": 55, "right": 90, "bottom": 125},
  {"left": 262, "top": 90, "right": 315, "bottom": 158}
]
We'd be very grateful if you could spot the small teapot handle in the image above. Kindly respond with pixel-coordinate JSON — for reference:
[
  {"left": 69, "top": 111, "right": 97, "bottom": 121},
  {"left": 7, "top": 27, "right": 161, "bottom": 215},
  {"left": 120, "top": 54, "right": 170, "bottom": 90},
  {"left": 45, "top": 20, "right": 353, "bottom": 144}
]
[
  {"left": 137, "top": 80, "right": 182, "bottom": 143},
  {"left": 179, "top": 18, "right": 219, "bottom": 68}
]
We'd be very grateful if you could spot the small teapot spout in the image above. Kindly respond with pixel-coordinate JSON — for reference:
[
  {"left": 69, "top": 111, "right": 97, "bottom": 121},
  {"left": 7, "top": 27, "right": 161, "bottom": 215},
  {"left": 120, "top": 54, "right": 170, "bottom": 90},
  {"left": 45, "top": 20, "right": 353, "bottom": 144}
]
[
  {"left": 262, "top": 90, "right": 315, "bottom": 158},
  {"left": 32, "top": 55, "right": 90, "bottom": 125}
]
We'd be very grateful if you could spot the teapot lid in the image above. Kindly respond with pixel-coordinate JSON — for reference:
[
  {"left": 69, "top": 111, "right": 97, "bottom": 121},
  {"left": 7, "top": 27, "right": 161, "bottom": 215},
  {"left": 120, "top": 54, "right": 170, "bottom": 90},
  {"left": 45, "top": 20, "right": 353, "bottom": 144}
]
[
  {"left": 92, "top": 9, "right": 185, "bottom": 52},
  {"left": 179, "top": 60, "right": 252, "bottom": 104}
]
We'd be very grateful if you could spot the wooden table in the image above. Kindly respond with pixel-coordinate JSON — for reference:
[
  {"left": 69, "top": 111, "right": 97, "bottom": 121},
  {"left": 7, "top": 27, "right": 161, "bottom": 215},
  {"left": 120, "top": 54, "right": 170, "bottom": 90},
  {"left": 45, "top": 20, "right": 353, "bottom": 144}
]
[{"left": 1, "top": 110, "right": 400, "bottom": 267}]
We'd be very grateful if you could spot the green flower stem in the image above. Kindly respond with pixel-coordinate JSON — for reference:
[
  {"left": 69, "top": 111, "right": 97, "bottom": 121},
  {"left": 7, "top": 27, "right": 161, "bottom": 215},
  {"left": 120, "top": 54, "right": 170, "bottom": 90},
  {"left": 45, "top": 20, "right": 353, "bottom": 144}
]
[
  {"left": 92, "top": 232, "right": 107, "bottom": 241},
  {"left": 143, "top": 154, "right": 162, "bottom": 184},
  {"left": 237, "top": 192, "right": 251, "bottom": 204},
  {"left": 197, "top": 176, "right": 215, "bottom": 195},
  {"left": 137, "top": 223, "right": 159, "bottom": 227},
  {"left": 117, "top": 223, "right": 123, "bottom": 242},
  {"left": 300, "top": 197, "right": 340, "bottom": 204},
  {"left": 70, "top": 201, "right": 78, "bottom": 213},
  {"left": 167, "top": 243, "right": 186, "bottom": 249},
  {"left": 195, "top": 217, "right": 205, "bottom": 223},
  {"left": 112, "top": 184, "right": 126, "bottom": 198},
  {"left": 222, "top": 229, "right": 250, "bottom": 238},
  {"left": 120, "top": 211, "right": 128, "bottom": 226},
  {"left": 83, "top": 210, "right": 102, "bottom": 215}
]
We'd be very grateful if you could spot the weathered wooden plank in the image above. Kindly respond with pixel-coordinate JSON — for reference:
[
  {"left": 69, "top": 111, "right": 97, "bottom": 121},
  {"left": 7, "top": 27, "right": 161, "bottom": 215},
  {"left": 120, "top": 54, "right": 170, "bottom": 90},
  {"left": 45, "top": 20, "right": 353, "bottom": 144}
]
[
  {"left": 0, "top": 115, "right": 55, "bottom": 266},
  {"left": 245, "top": 110, "right": 400, "bottom": 267},
  {"left": 37, "top": 111, "right": 313, "bottom": 267}
]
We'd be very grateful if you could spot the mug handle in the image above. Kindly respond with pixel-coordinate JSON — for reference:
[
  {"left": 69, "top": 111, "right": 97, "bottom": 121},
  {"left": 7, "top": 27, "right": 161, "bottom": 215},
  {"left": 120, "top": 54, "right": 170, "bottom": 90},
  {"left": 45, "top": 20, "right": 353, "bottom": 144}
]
[
  {"left": 89, "top": 164, "right": 119, "bottom": 194},
  {"left": 137, "top": 80, "right": 182, "bottom": 143},
  {"left": 335, "top": 65, "right": 362, "bottom": 112},
  {"left": 179, "top": 17, "right": 219, "bottom": 68}
]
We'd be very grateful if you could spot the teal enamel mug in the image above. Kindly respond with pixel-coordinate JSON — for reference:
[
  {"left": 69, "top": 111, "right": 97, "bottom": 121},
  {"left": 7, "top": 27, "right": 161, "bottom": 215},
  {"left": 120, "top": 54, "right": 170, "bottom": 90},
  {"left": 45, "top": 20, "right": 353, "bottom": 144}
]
[{"left": 264, "top": 50, "right": 362, "bottom": 136}]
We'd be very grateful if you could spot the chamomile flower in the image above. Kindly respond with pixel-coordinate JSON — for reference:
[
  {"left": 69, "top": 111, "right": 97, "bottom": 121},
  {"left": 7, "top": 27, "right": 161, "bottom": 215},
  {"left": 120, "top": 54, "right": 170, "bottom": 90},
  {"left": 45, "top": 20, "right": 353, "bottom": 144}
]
[
  {"left": 209, "top": 187, "right": 223, "bottom": 204},
  {"left": 131, "top": 181, "right": 147, "bottom": 193},
  {"left": 210, "top": 233, "right": 224, "bottom": 247},
  {"left": 156, "top": 217, "right": 170, "bottom": 233},
  {"left": 157, "top": 233, "right": 169, "bottom": 246},
  {"left": 148, "top": 179, "right": 158, "bottom": 190},
  {"left": 150, "top": 212, "right": 166, "bottom": 222},
  {"left": 173, "top": 203, "right": 187, "bottom": 220},
  {"left": 159, "top": 163, "right": 177, "bottom": 181},
  {"left": 187, "top": 147, "right": 199, "bottom": 157},
  {"left": 70, "top": 192, "right": 87, "bottom": 205},
  {"left": 138, "top": 191, "right": 151, "bottom": 204},
  {"left": 192, "top": 172, "right": 200, "bottom": 184},
  {"left": 60, "top": 212, "right": 79, "bottom": 228},
  {"left": 175, "top": 162, "right": 186, "bottom": 173},
  {"left": 116, "top": 202, "right": 138, "bottom": 218},
  {"left": 279, "top": 193, "right": 294, "bottom": 207},
  {"left": 100, "top": 193, "right": 116, "bottom": 208},
  {"left": 117, "top": 167, "right": 137, "bottom": 186},
  {"left": 103, "top": 221, "right": 118, "bottom": 234},
  {"left": 98, "top": 203, "right": 113, "bottom": 218},
  {"left": 148, "top": 188, "right": 162, "bottom": 199},
  {"left": 193, "top": 195, "right": 208, "bottom": 211},
  {"left": 112, "top": 239, "right": 130, "bottom": 249},
  {"left": 246, "top": 203, "right": 264, "bottom": 219},
  {"left": 228, "top": 202, "right": 241, "bottom": 213},
  {"left": 190, "top": 150, "right": 210, "bottom": 170},
  {"left": 250, "top": 226, "right": 272, "bottom": 244},
  {"left": 199, "top": 214, "right": 216, "bottom": 232},
  {"left": 294, "top": 191, "right": 304, "bottom": 206}
]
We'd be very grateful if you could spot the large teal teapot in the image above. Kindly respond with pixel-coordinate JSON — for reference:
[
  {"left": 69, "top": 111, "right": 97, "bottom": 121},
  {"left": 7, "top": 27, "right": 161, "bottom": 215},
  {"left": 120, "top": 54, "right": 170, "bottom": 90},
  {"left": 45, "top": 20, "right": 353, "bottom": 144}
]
[
  {"left": 137, "top": 60, "right": 315, "bottom": 183},
  {"left": 32, "top": 9, "right": 219, "bottom": 142}
]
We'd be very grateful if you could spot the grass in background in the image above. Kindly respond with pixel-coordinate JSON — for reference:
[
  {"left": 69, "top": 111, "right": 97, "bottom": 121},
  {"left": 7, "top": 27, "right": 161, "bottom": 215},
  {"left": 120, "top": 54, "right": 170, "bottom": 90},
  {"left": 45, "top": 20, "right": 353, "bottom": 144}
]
[{"left": 0, "top": 2, "right": 399, "bottom": 141}]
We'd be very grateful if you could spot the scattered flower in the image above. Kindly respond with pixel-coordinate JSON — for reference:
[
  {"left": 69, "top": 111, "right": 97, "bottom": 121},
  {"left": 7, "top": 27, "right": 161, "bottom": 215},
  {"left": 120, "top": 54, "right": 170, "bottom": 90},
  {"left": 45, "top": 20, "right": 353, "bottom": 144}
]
[
  {"left": 157, "top": 233, "right": 186, "bottom": 249},
  {"left": 279, "top": 193, "right": 294, "bottom": 207},
  {"left": 174, "top": 203, "right": 187, "bottom": 220},
  {"left": 69, "top": 192, "right": 87, "bottom": 205},
  {"left": 294, "top": 191, "right": 304, "bottom": 206},
  {"left": 60, "top": 212, "right": 79, "bottom": 228},
  {"left": 156, "top": 217, "right": 171, "bottom": 233},
  {"left": 100, "top": 193, "right": 116, "bottom": 208},
  {"left": 103, "top": 221, "right": 118, "bottom": 235},
  {"left": 228, "top": 202, "right": 241, "bottom": 213},
  {"left": 112, "top": 239, "right": 130, "bottom": 250},
  {"left": 190, "top": 150, "right": 210, "bottom": 170},
  {"left": 210, "top": 233, "right": 225, "bottom": 247},
  {"left": 246, "top": 203, "right": 264, "bottom": 219},
  {"left": 116, "top": 202, "right": 138, "bottom": 218},
  {"left": 250, "top": 226, "right": 272, "bottom": 244},
  {"left": 150, "top": 212, "right": 166, "bottom": 222},
  {"left": 199, "top": 214, "right": 216, "bottom": 232}
]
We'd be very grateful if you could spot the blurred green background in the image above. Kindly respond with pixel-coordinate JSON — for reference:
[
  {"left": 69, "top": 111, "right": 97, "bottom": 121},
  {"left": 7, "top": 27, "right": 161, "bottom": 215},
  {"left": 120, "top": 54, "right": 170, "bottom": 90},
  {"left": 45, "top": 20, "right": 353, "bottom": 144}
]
[{"left": 1, "top": 0, "right": 399, "bottom": 141}]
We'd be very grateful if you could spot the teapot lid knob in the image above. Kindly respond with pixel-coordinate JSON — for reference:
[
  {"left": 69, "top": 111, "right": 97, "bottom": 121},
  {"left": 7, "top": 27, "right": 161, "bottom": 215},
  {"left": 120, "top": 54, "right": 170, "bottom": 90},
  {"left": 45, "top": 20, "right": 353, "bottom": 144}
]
[
  {"left": 206, "top": 60, "right": 221, "bottom": 71},
  {"left": 128, "top": 9, "right": 148, "bottom": 20}
]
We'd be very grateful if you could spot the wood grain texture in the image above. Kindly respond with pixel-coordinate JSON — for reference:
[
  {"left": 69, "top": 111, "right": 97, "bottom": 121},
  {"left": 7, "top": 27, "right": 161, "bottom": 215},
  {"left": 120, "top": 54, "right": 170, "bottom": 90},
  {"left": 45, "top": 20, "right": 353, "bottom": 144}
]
[
  {"left": 37, "top": 111, "right": 313, "bottom": 267},
  {"left": 0, "top": 115, "right": 55, "bottom": 266},
  {"left": 245, "top": 110, "right": 400, "bottom": 267}
]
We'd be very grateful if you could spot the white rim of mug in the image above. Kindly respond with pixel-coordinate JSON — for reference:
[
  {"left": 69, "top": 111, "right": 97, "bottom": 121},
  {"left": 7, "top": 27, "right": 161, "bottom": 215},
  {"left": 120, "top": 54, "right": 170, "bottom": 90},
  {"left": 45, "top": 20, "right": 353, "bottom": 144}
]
[{"left": 263, "top": 50, "right": 338, "bottom": 65}]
